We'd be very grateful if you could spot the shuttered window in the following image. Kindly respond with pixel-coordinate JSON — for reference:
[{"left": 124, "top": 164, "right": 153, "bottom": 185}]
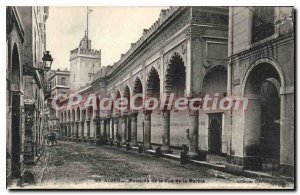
[{"left": 252, "top": 7, "right": 275, "bottom": 43}]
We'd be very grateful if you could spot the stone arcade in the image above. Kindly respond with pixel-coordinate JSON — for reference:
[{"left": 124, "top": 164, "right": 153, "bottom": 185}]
[{"left": 56, "top": 7, "right": 294, "bottom": 178}]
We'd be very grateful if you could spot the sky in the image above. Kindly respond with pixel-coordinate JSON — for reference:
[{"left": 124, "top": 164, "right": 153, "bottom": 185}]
[{"left": 46, "top": 6, "right": 166, "bottom": 70}]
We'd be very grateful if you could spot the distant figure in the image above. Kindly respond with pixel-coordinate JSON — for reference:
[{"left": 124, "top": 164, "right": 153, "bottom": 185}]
[{"left": 47, "top": 131, "right": 57, "bottom": 146}]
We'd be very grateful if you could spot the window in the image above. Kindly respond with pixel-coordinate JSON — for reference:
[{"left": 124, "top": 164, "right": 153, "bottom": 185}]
[
  {"left": 88, "top": 73, "right": 92, "bottom": 80},
  {"left": 61, "top": 77, "right": 66, "bottom": 85},
  {"left": 252, "top": 7, "right": 275, "bottom": 43}
]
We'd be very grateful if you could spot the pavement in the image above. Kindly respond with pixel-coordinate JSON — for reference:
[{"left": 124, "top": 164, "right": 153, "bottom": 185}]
[{"left": 12, "top": 141, "right": 294, "bottom": 189}]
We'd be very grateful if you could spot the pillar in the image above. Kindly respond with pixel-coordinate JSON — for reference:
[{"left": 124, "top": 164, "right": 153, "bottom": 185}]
[
  {"left": 121, "top": 116, "right": 127, "bottom": 144},
  {"left": 118, "top": 117, "right": 122, "bottom": 142},
  {"left": 68, "top": 124, "right": 71, "bottom": 137},
  {"left": 76, "top": 122, "right": 79, "bottom": 139},
  {"left": 60, "top": 124, "right": 63, "bottom": 138},
  {"left": 72, "top": 123, "right": 75, "bottom": 138},
  {"left": 84, "top": 121, "right": 88, "bottom": 138},
  {"left": 81, "top": 122, "right": 85, "bottom": 138},
  {"left": 144, "top": 111, "right": 151, "bottom": 149},
  {"left": 110, "top": 119, "right": 113, "bottom": 140},
  {"left": 106, "top": 119, "right": 110, "bottom": 140},
  {"left": 87, "top": 121, "right": 90, "bottom": 138},
  {"left": 279, "top": 91, "right": 294, "bottom": 176},
  {"left": 113, "top": 117, "right": 119, "bottom": 142},
  {"left": 64, "top": 124, "right": 68, "bottom": 137},
  {"left": 91, "top": 120, "right": 96, "bottom": 139},
  {"left": 161, "top": 110, "right": 171, "bottom": 152},
  {"left": 188, "top": 108, "right": 199, "bottom": 158},
  {"left": 96, "top": 120, "right": 100, "bottom": 138},
  {"left": 100, "top": 119, "right": 105, "bottom": 138},
  {"left": 72, "top": 123, "right": 76, "bottom": 140},
  {"left": 77, "top": 122, "right": 81, "bottom": 138},
  {"left": 131, "top": 113, "right": 138, "bottom": 146}
]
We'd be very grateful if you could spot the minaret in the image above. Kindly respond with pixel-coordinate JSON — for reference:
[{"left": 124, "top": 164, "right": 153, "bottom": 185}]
[{"left": 69, "top": 7, "right": 101, "bottom": 92}]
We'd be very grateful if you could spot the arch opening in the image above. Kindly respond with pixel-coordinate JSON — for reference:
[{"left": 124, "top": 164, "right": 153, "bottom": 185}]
[
  {"left": 11, "top": 44, "right": 21, "bottom": 178},
  {"left": 133, "top": 77, "right": 143, "bottom": 110},
  {"left": 147, "top": 68, "right": 160, "bottom": 99},
  {"left": 165, "top": 53, "right": 186, "bottom": 97},
  {"left": 202, "top": 65, "right": 227, "bottom": 97},
  {"left": 244, "top": 62, "right": 281, "bottom": 171}
]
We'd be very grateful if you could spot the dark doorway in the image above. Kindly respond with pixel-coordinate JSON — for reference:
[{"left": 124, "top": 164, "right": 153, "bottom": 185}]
[
  {"left": 208, "top": 114, "right": 222, "bottom": 155},
  {"left": 11, "top": 94, "right": 21, "bottom": 178},
  {"left": 11, "top": 44, "right": 21, "bottom": 178},
  {"left": 260, "top": 80, "right": 280, "bottom": 166},
  {"left": 244, "top": 63, "right": 281, "bottom": 171}
]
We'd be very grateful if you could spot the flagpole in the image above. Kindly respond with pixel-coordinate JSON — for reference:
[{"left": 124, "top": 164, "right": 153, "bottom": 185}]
[{"left": 87, "top": 6, "right": 89, "bottom": 49}]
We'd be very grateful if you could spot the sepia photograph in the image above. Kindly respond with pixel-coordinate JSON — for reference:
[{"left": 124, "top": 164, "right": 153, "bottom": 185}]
[{"left": 4, "top": 1, "right": 295, "bottom": 190}]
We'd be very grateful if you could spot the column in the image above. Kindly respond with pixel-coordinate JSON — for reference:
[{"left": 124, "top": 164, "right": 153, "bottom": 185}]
[
  {"left": 121, "top": 115, "right": 127, "bottom": 144},
  {"left": 131, "top": 113, "right": 138, "bottom": 146},
  {"left": 76, "top": 122, "right": 79, "bottom": 140},
  {"left": 60, "top": 124, "right": 63, "bottom": 138},
  {"left": 110, "top": 119, "right": 113, "bottom": 140},
  {"left": 96, "top": 120, "right": 100, "bottom": 138},
  {"left": 161, "top": 110, "right": 171, "bottom": 152},
  {"left": 188, "top": 108, "right": 199, "bottom": 158},
  {"left": 100, "top": 119, "right": 105, "bottom": 138},
  {"left": 77, "top": 122, "right": 81, "bottom": 138},
  {"left": 71, "top": 123, "right": 75, "bottom": 138},
  {"left": 72, "top": 123, "right": 76, "bottom": 140},
  {"left": 118, "top": 117, "right": 122, "bottom": 142},
  {"left": 144, "top": 111, "right": 151, "bottom": 149},
  {"left": 84, "top": 121, "right": 88, "bottom": 139},
  {"left": 67, "top": 124, "right": 70, "bottom": 137},
  {"left": 113, "top": 117, "right": 119, "bottom": 142},
  {"left": 81, "top": 122, "right": 84, "bottom": 138},
  {"left": 64, "top": 124, "right": 68, "bottom": 137},
  {"left": 106, "top": 119, "right": 110, "bottom": 141},
  {"left": 90, "top": 120, "right": 95, "bottom": 139},
  {"left": 279, "top": 92, "right": 294, "bottom": 176},
  {"left": 87, "top": 121, "right": 90, "bottom": 138}
]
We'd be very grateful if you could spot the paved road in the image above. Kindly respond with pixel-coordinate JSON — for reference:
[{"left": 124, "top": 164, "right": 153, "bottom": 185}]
[{"left": 39, "top": 141, "right": 292, "bottom": 189}]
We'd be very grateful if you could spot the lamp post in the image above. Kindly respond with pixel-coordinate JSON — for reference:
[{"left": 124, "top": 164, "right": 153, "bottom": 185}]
[
  {"left": 42, "top": 51, "right": 53, "bottom": 71},
  {"left": 23, "top": 50, "right": 53, "bottom": 75}
]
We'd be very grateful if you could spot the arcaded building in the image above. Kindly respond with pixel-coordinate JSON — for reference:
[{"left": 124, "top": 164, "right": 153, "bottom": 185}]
[
  {"left": 57, "top": 6, "right": 294, "bottom": 178},
  {"left": 227, "top": 7, "right": 294, "bottom": 177}
]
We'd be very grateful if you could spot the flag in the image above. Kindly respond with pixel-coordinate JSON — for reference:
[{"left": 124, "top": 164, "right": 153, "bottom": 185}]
[{"left": 88, "top": 7, "right": 93, "bottom": 14}]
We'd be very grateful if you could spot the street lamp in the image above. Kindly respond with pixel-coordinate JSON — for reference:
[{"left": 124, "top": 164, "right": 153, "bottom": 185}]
[
  {"left": 23, "top": 50, "right": 54, "bottom": 75},
  {"left": 42, "top": 51, "right": 53, "bottom": 71}
]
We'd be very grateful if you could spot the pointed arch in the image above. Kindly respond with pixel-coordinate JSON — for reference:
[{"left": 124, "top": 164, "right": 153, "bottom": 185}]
[
  {"left": 164, "top": 52, "right": 186, "bottom": 96},
  {"left": 146, "top": 67, "right": 160, "bottom": 98}
]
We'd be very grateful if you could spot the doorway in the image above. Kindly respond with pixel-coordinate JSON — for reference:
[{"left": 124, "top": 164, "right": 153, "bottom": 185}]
[{"left": 208, "top": 113, "right": 222, "bottom": 155}]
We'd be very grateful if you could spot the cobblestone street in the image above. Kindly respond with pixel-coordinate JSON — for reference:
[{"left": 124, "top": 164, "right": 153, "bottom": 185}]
[{"left": 30, "top": 141, "right": 292, "bottom": 189}]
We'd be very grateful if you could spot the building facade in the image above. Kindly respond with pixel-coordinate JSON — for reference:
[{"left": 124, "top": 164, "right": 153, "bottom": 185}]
[
  {"left": 57, "top": 6, "right": 294, "bottom": 178},
  {"left": 6, "top": 6, "right": 25, "bottom": 183},
  {"left": 48, "top": 69, "right": 70, "bottom": 98},
  {"left": 227, "top": 7, "right": 294, "bottom": 177},
  {"left": 45, "top": 69, "right": 70, "bottom": 138},
  {"left": 6, "top": 6, "right": 50, "bottom": 184},
  {"left": 58, "top": 6, "right": 229, "bottom": 157}
]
